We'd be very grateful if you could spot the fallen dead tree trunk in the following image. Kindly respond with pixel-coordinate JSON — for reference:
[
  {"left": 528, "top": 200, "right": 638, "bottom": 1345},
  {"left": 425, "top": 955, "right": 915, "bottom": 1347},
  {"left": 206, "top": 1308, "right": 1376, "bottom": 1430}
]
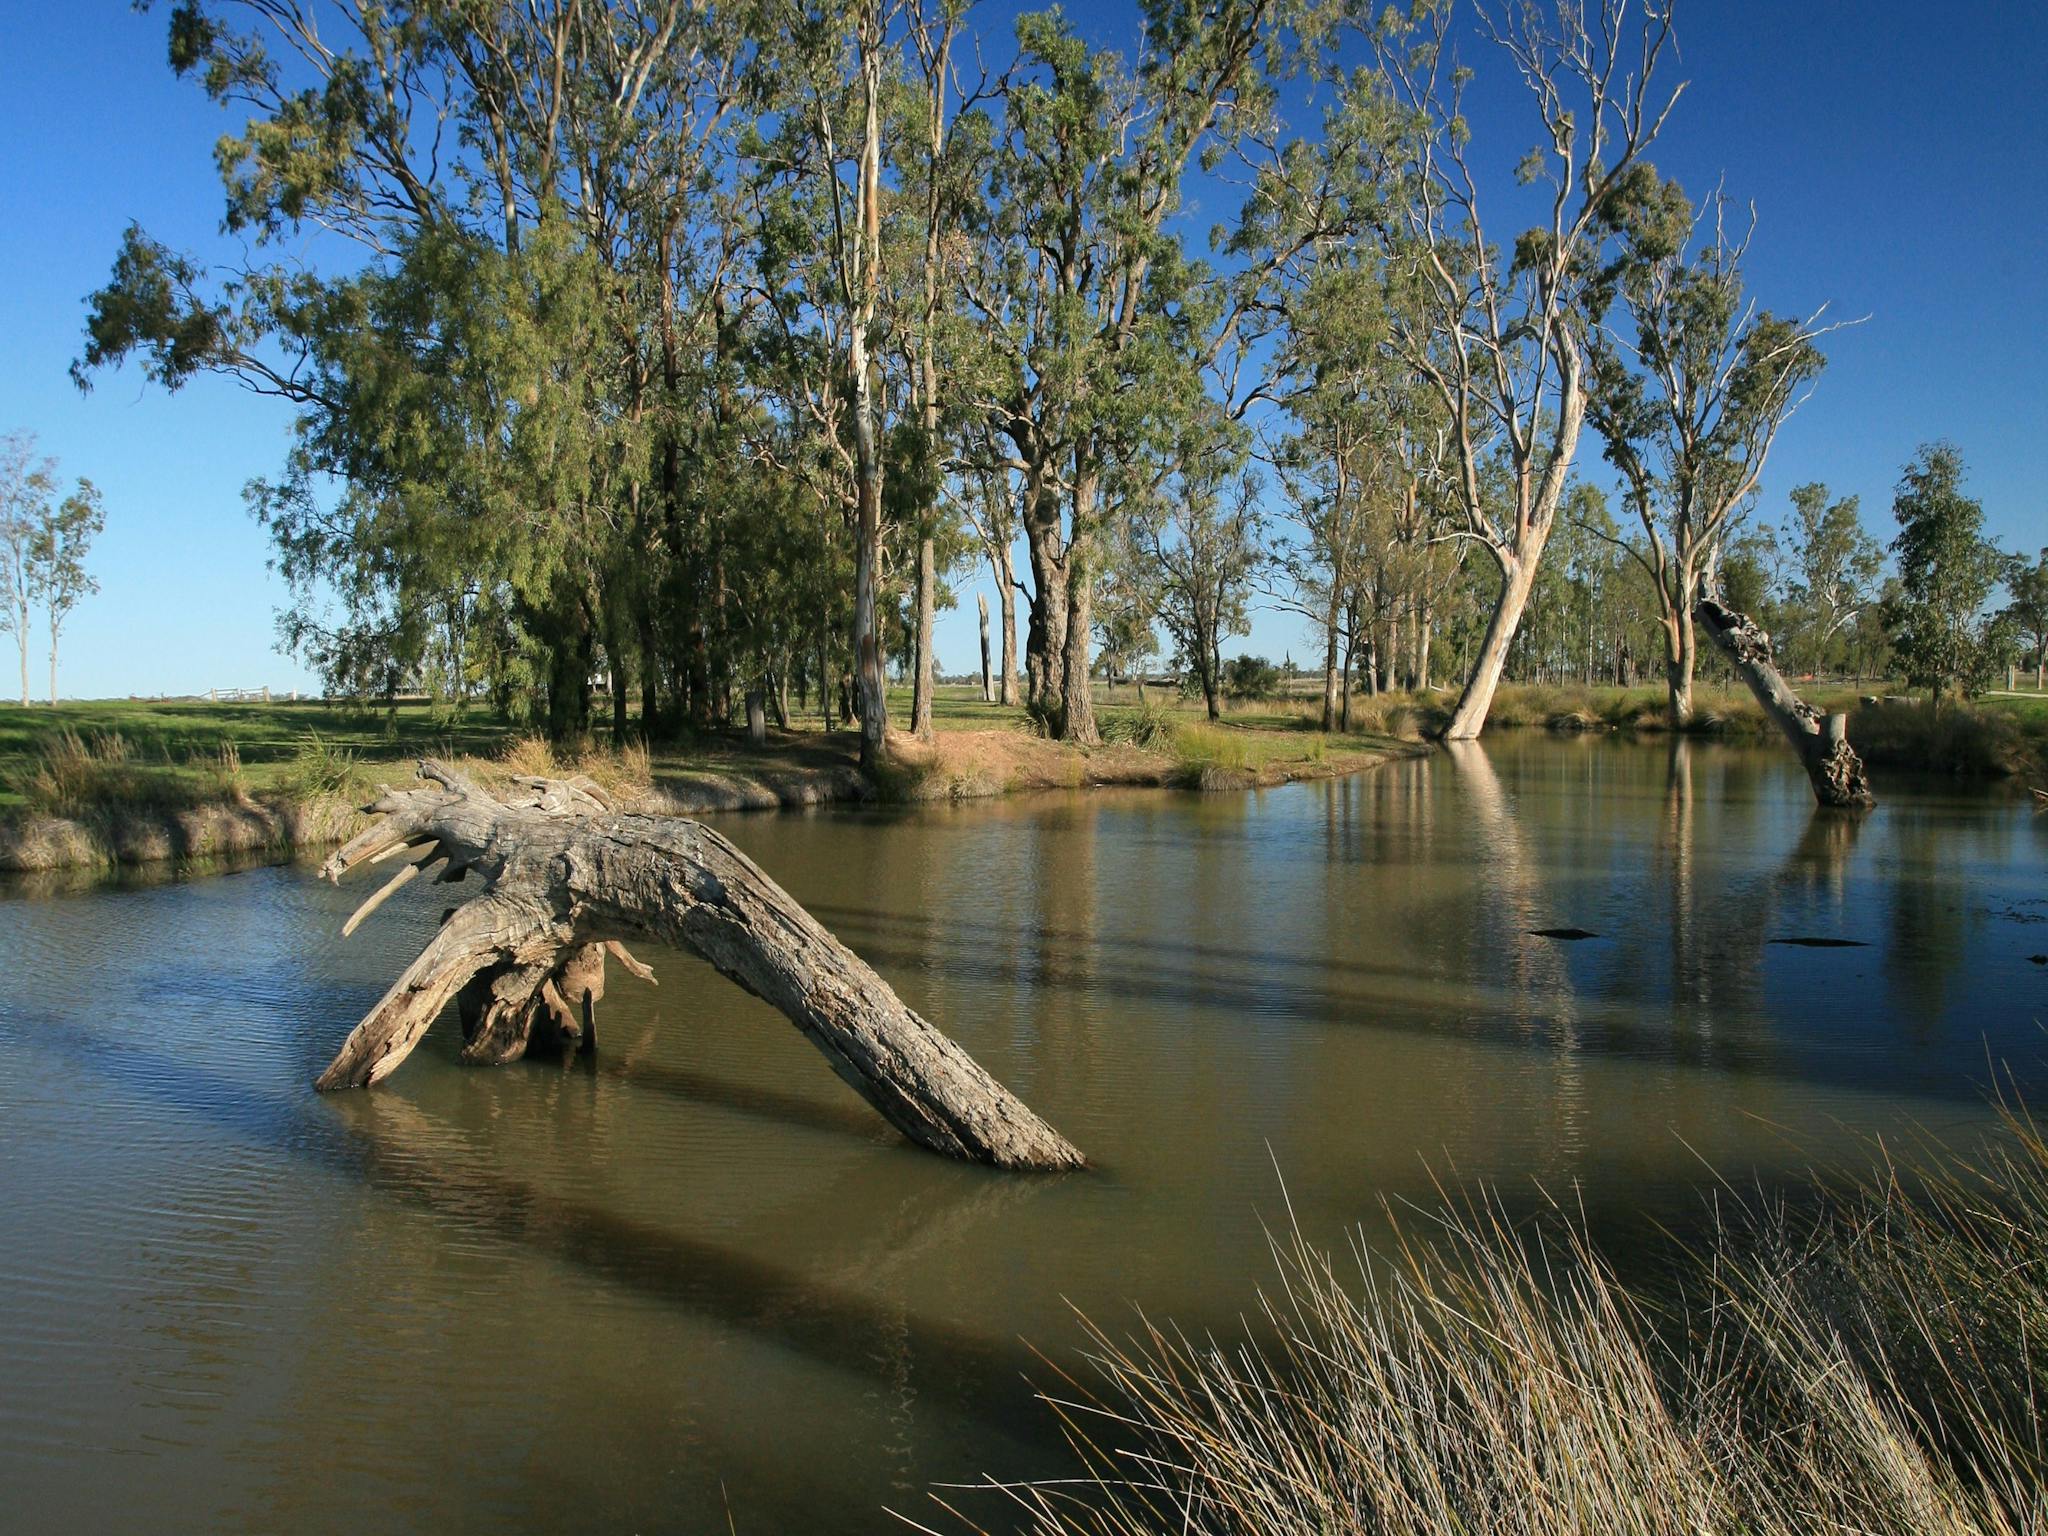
[
  {"left": 315, "top": 761, "right": 1084, "bottom": 1170},
  {"left": 1694, "top": 597, "right": 1874, "bottom": 809}
]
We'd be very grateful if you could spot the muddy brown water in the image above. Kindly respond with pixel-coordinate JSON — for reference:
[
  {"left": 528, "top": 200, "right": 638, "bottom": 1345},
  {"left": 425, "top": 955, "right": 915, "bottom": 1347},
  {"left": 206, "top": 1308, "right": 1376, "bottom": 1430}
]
[{"left": 2, "top": 736, "right": 2044, "bottom": 1534}]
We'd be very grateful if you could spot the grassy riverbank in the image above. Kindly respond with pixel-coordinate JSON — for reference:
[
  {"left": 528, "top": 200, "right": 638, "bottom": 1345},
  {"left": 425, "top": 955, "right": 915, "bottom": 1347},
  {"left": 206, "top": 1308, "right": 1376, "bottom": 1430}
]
[
  {"left": 1333, "top": 680, "right": 2048, "bottom": 779},
  {"left": 0, "top": 688, "right": 1417, "bottom": 870},
  {"left": 5, "top": 679, "right": 2036, "bottom": 871},
  {"left": 987, "top": 1106, "right": 2048, "bottom": 1535}
]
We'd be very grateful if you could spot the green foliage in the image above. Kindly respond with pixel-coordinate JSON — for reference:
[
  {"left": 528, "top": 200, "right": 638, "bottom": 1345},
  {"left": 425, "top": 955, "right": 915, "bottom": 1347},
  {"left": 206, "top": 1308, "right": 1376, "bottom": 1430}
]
[
  {"left": 276, "top": 730, "right": 365, "bottom": 801},
  {"left": 1884, "top": 444, "right": 2015, "bottom": 702},
  {"left": 62, "top": 1, "right": 2024, "bottom": 758},
  {"left": 1222, "top": 653, "right": 1280, "bottom": 700}
]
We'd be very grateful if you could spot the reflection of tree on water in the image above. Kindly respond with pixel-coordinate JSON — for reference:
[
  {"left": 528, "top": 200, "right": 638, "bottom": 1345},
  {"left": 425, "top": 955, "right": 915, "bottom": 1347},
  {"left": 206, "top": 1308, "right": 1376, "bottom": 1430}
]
[
  {"left": 1783, "top": 799, "right": 1866, "bottom": 907},
  {"left": 1881, "top": 805, "right": 1980, "bottom": 1034},
  {"left": 1444, "top": 739, "right": 1586, "bottom": 1163}
]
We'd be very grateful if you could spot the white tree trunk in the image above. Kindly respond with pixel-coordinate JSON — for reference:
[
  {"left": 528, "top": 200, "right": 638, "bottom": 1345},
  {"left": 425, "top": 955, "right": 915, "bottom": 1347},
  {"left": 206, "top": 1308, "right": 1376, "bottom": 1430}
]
[{"left": 1443, "top": 552, "right": 1541, "bottom": 741}]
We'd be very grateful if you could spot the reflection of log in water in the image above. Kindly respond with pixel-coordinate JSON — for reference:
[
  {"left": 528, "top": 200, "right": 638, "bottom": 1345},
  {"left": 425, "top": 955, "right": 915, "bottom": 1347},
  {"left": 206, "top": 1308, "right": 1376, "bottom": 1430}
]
[
  {"left": 1784, "top": 801, "right": 1867, "bottom": 908},
  {"left": 1655, "top": 742, "right": 1857, "bottom": 1040},
  {"left": 43, "top": 1019, "right": 1052, "bottom": 1434}
]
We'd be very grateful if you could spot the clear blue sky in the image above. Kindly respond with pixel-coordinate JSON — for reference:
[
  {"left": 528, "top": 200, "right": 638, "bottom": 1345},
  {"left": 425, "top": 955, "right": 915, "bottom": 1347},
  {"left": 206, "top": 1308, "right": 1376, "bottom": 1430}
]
[{"left": 1, "top": 1, "right": 2042, "bottom": 698}]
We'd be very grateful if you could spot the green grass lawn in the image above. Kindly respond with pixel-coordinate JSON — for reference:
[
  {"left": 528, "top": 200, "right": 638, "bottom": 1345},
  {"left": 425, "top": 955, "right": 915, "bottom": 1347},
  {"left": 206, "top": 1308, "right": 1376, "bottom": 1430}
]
[{"left": 0, "top": 697, "right": 520, "bottom": 809}]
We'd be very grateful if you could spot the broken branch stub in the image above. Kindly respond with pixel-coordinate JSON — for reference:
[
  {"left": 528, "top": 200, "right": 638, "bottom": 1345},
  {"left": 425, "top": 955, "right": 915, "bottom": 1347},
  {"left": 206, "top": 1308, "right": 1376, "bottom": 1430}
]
[
  {"left": 316, "top": 761, "right": 1084, "bottom": 1171},
  {"left": 1694, "top": 597, "right": 1874, "bottom": 810}
]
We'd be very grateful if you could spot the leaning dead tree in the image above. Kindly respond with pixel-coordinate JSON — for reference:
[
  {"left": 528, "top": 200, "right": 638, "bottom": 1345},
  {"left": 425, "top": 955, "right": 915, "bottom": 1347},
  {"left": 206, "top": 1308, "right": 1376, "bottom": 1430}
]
[
  {"left": 316, "top": 761, "right": 1084, "bottom": 1170},
  {"left": 1695, "top": 598, "right": 1873, "bottom": 809}
]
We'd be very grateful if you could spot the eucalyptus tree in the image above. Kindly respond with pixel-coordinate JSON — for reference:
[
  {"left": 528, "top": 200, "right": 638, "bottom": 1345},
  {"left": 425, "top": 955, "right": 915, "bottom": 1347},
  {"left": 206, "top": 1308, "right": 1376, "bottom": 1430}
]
[
  {"left": 2005, "top": 548, "right": 2048, "bottom": 689},
  {"left": 31, "top": 480, "right": 106, "bottom": 707},
  {"left": 750, "top": 0, "right": 901, "bottom": 766},
  {"left": 1584, "top": 190, "right": 1830, "bottom": 724},
  {"left": 955, "top": 445, "right": 1023, "bottom": 706},
  {"left": 1778, "top": 482, "right": 1883, "bottom": 676},
  {"left": 1131, "top": 411, "right": 1263, "bottom": 720},
  {"left": 962, "top": 0, "right": 1271, "bottom": 744},
  {"left": 893, "top": 0, "right": 988, "bottom": 739},
  {"left": 1885, "top": 444, "right": 2014, "bottom": 709},
  {"left": 1269, "top": 391, "right": 1384, "bottom": 726},
  {"left": 0, "top": 433, "right": 58, "bottom": 706},
  {"left": 1359, "top": 0, "right": 1685, "bottom": 738}
]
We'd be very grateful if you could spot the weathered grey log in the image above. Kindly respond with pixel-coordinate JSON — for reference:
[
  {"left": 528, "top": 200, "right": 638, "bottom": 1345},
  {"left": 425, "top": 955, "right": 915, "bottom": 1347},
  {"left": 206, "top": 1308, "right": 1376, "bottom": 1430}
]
[
  {"left": 1694, "top": 597, "right": 1874, "bottom": 809},
  {"left": 316, "top": 760, "right": 1084, "bottom": 1170}
]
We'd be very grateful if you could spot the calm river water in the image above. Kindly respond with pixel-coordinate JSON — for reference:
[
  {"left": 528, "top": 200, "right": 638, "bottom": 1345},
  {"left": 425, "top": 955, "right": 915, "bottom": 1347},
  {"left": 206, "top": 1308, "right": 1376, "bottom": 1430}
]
[{"left": 2, "top": 737, "right": 2044, "bottom": 1533}]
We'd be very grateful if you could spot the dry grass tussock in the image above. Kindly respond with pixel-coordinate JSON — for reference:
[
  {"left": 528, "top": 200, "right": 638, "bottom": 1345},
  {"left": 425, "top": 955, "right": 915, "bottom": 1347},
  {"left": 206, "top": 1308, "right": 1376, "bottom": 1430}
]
[
  {"left": 479, "top": 733, "right": 654, "bottom": 800},
  {"left": 936, "top": 1108, "right": 2048, "bottom": 1536},
  {"left": 15, "top": 728, "right": 256, "bottom": 817}
]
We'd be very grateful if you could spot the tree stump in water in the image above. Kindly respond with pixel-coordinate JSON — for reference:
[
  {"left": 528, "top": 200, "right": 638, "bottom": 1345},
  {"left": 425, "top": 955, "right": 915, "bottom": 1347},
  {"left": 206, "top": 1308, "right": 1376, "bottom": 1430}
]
[
  {"left": 1694, "top": 597, "right": 1874, "bottom": 810},
  {"left": 317, "top": 761, "right": 1084, "bottom": 1170}
]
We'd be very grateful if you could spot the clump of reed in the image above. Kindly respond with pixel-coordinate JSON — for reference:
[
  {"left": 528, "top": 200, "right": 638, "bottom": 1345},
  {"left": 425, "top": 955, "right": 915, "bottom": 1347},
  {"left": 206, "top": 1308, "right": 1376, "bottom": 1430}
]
[
  {"left": 1341, "top": 695, "right": 1435, "bottom": 740},
  {"left": 963, "top": 1108, "right": 2048, "bottom": 1536},
  {"left": 276, "top": 730, "right": 366, "bottom": 802},
  {"left": 1098, "top": 704, "right": 1179, "bottom": 751},
  {"left": 196, "top": 739, "right": 251, "bottom": 805},
  {"left": 14, "top": 728, "right": 153, "bottom": 817},
  {"left": 1169, "top": 722, "right": 1258, "bottom": 789}
]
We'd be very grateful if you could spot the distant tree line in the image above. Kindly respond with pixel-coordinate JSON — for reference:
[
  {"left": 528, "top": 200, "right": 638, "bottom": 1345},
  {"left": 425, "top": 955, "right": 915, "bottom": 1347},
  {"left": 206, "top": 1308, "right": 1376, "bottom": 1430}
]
[{"left": 77, "top": 0, "right": 2040, "bottom": 750}]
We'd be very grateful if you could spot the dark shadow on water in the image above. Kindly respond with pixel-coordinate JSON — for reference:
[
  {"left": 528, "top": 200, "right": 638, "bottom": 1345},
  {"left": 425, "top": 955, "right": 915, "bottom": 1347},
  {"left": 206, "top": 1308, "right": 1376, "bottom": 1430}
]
[
  {"left": 832, "top": 925, "right": 2000, "bottom": 1104},
  {"left": 598, "top": 1057, "right": 892, "bottom": 1143}
]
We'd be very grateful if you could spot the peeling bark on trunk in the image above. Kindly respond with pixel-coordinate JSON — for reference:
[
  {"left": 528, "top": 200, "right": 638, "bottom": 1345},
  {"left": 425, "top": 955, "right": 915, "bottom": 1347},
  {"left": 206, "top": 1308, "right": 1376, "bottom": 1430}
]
[
  {"left": 978, "top": 593, "right": 994, "bottom": 703},
  {"left": 1695, "top": 598, "right": 1873, "bottom": 810},
  {"left": 316, "top": 762, "right": 1084, "bottom": 1170},
  {"left": 1060, "top": 546, "right": 1100, "bottom": 745},
  {"left": 912, "top": 536, "right": 936, "bottom": 739}
]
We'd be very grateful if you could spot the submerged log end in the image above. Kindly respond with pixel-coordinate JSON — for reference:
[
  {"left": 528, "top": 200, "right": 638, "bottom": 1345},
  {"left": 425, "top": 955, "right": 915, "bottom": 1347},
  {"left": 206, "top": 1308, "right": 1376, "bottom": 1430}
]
[
  {"left": 1812, "top": 736, "right": 1875, "bottom": 811},
  {"left": 1694, "top": 597, "right": 1875, "bottom": 812},
  {"left": 915, "top": 1077, "right": 1085, "bottom": 1171}
]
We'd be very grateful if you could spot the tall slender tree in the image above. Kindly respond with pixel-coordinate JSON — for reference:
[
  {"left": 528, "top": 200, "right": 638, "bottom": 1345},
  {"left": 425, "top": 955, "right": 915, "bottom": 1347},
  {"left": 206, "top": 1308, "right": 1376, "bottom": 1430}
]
[
  {"left": 1585, "top": 191, "right": 1831, "bottom": 724},
  {"left": 1885, "top": 444, "right": 2013, "bottom": 709},
  {"left": 1778, "top": 483, "right": 1884, "bottom": 676},
  {"left": 1365, "top": 0, "right": 1684, "bottom": 739},
  {"left": 31, "top": 480, "right": 106, "bottom": 706},
  {"left": 0, "top": 433, "right": 59, "bottom": 707},
  {"left": 2004, "top": 548, "right": 2048, "bottom": 689}
]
